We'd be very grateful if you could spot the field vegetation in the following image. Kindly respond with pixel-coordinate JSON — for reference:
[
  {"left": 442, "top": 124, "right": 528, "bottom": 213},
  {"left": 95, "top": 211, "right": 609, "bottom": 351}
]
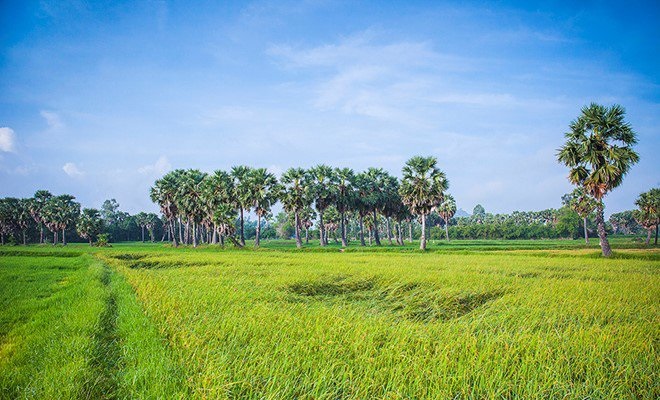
[{"left": 1, "top": 241, "right": 658, "bottom": 399}]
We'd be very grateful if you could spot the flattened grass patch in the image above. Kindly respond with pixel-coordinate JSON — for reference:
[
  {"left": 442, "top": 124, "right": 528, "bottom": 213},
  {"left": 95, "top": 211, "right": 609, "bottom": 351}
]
[{"left": 283, "top": 276, "right": 505, "bottom": 322}]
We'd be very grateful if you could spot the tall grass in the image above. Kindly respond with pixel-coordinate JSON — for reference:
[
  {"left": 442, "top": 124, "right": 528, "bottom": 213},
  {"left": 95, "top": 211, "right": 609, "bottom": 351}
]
[{"left": 1, "top": 243, "right": 658, "bottom": 398}]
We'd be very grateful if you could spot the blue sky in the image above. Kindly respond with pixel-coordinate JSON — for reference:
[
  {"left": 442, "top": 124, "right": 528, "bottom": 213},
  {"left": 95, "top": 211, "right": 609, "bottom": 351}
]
[{"left": 1, "top": 0, "right": 658, "bottom": 216}]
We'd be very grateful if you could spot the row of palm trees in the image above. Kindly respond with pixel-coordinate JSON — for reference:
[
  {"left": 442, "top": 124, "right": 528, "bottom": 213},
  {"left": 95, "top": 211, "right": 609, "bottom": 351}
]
[
  {"left": 0, "top": 191, "right": 82, "bottom": 245},
  {"left": 150, "top": 156, "right": 455, "bottom": 249}
]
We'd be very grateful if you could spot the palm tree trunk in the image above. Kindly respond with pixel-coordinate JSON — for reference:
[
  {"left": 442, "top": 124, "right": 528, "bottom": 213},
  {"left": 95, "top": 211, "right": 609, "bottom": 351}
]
[
  {"left": 319, "top": 210, "right": 326, "bottom": 246},
  {"left": 220, "top": 234, "right": 225, "bottom": 246},
  {"left": 305, "top": 227, "right": 309, "bottom": 244},
  {"left": 62, "top": 228, "right": 67, "bottom": 246},
  {"left": 239, "top": 208, "right": 245, "bottom": 246},
  {"left": 340, "top": 212, "right": 347, "bottom": 247},
  {"left": 420, "top": 214, "right": 427, "bottom": 250},
  {"left": 23, "top": 231, "right": 26, "bottom": 245},
  {"left": 1, "top": 233, "right": 4, "bottom": 245},
  {"left": 141, "top": 226, "right": 145, "bottom": 242},
  {"left": 655, "top": 224, "right": 658, "bottom": 245},
  {"left": 445, "top": 223, "right": 449, "bottom": 242},
  {"left": 212, "top": 223, "right": 218, "bottom": 244},
  {"left": 178, "top": 219, "right": 183, "bottom": 245},
  {"left": 40, "top": 225, "right": 44, "bottom": 244},
  {"left": 368, "top": 228, "right": 372, "bottom": 246},
  {"left": 583, "top": 217, "right": 589, "bottom": 244},
  {"left": 294, "top": 212, "right": 302, "bottom": 248},
  {"left": 171, "top": 220, "right": 178, "bottom": 247},
  {"left": 645, "top": 229, "right": 652, "bottom": 245},
  {"left": 255, "top": 214, "right": 261, "bottom": 247},
  {"left": 386, "top": 217, "right": 393, "bottom": 245},
  {"left": 53, "top": 231, "right": 58, "bottom": 245},
  {"left": 359, "top": 216, "right": 366, "bottom": 246},
  {"left": 595, "top": 201, "right": 612, "bottom": 257},
  {"left": 373, "top": 210, "right": 381, "bottom": 246},
  {"left": 408, "top": 222, "right": 413, "bottom": 243},
  {"left": 192, "top": 222, "right": 198, "bottom": 248},
  {"left": 89, "top": 238, "right": 93, "bottom": 246}
]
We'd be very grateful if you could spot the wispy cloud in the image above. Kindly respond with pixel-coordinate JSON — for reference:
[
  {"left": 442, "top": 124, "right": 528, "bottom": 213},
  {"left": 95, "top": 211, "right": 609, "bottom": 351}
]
[
  {"left": 62, "top": 162, "right": 84, "bottom": 177},
  {"left": 40, "top": 110, "right": 64, "bottom": 130},
  {"left": 138, "top": 155, "right": 171, "bottom": 176},
  {"left": 0, "top": 127, "right": 16, "bottom": 152}
]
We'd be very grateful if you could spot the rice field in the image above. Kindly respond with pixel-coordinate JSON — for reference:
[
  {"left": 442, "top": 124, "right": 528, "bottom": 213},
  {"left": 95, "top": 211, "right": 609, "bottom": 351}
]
[{"left": 1, "top": 241, "right": 658, "bottom": 399}]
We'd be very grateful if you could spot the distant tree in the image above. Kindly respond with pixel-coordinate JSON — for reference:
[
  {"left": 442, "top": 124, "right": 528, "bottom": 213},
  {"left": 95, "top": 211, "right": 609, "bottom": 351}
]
[
  {"left": 563, "top": 187, "right": 597, "bottom": 244},
  {"left": 200, "top": 170, "right": 234, "bottom": 245},
  {"left": 609, "top": 211, "right": 640, "bottom": 235},
  {"left": 77, "top": 208, "right": 104, "bottom": 245},
  {"left": 231, "top": 165, "right": 253, "bottom": 246},
  {"left": 280, "top": 168, "right": 311, "bottom": 248},
  {"left": 436, "top": 194, "right": 456, "bottom": 241},
  {"left": 150, "top": 171, "right": 182, "bottom": 246},
  {"left": 42, "top": 195, "right": 80, "bottom": 245},
  {"left": 0, "top": 198, "right": 19, "bottom": 245},
  {"left": 16, "top": 199, "right": 32, "bottom": 245},
  {"left": 309, "top": 165, "right": 336, "bottom": 246},
  {"left": 334, "top": 167, "right": 355, "bottom": 247},
  {"left": 472, "top": 204, "right": 485, "bottom": 224},
  {"left": 399, "top": 156, "right": 449, "bottom": 250},
  {"left": 28, "top": 190, "right": 53, "bottom": 244},
  {"left": 135, "top": 212, "right": 148, "bottom": 242},
  {"left": 557, "top": 103, "right": 639, "bottom": 257},
  {"left": 633, "top": 188, "right": 659, "bottom": 245},
  {"left": 212, "top": 204, "right": 241, "bottom": 247},
  {"left": 248, "top": 168, "right": 280, "bottom": 247}
]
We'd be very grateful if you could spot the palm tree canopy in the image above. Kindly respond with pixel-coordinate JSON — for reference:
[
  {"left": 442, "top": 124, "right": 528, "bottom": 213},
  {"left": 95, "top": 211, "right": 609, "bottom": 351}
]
[
  {"left": 399, "top": 156, "right": 448, "bottom": 216},
  {"left": 557, "top": 103, "right": 639, "bottom": 200}
]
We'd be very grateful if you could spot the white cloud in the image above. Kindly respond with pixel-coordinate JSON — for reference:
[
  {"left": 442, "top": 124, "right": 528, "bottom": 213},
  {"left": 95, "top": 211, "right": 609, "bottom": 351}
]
[
  {"left": 0, "top": 127, "right": 16, "bottom": 152},
  {"left": 62, "top": 162, "right": 84, "bottom": 177},
  {"left": 40, "top": 110, "right": 64, "bottom": 130},
  {"left": 138, "top": 155, "right": 171, "bottom": 175}
]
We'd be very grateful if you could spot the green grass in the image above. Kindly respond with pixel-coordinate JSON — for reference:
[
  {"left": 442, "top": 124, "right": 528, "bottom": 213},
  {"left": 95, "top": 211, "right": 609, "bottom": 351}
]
[{"left": 1, "top": 240, "right": 658, "bottom": 398}]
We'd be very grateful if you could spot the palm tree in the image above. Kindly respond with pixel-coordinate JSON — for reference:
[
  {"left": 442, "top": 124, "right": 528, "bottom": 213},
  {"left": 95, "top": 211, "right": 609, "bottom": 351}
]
[
  {"left": 334, "top": 168, "right": 355, "bottom": 247},
  {"left": 150, "top": 170, "right": 182, "bottom": 246},
  {"left": 564, "top": 188, "right": 597, "bottom": 244},
  {"left": 200, "top": 170, "right": 235, "bottom": 245},
  {"left": 177, "top": 169, "right": 207, "bottom": 247},
  {"left": 16, "top": 199, "right": 32, "bottom": 245},
  {"left": 399, "top": 156, "right": 449, "bottom": 250},
  {"left": 248, "top": 168, "right": 281, "bottom": 247},
  {"left": 280, "top": 168, "right": 310, "bottom": 248},
  {"left": 135, "top": 212, "right": 148, "bottom": 242},
  {"left": 231, "top": 165, "right": 253, "bottom": 246},
  {"left": 436, "top": 194, "right": 456, "bottom": 241},
  {"left": 557, "top": 103, "right": 639, "bottom": 257},
  {"left": 633, "top": 188, "right": 659, "bottom": 245},
  {"left": 28, "top": 190, "right": 52, "bottom": 244},
  {"left": 309, "top": 165, "right": 336, "bottom": 246},
  {"left": 212, "top": 204, "right": 241, "bottom": 247},
  {"left": 77, "top": 208, "right": 103, "bottom": 245}
]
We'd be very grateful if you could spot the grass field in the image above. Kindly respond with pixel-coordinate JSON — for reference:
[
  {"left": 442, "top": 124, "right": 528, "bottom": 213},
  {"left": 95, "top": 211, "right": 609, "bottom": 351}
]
[{"left": 1, "top": 240, "right": 658, "bottom": 399}]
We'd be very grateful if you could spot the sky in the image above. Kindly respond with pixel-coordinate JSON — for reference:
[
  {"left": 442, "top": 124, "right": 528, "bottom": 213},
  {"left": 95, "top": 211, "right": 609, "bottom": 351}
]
[{"left": 1, "top": 0, "right": 658, "bottom": 216}]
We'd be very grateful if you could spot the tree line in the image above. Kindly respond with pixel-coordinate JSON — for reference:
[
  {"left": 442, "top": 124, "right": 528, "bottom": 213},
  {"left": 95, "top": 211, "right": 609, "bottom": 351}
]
[
  {"left": 0, "top": 104, "right": 657, "bottom": 251},
  {"left": 149, "top": 156, "right": 449, "bottom": 250}
]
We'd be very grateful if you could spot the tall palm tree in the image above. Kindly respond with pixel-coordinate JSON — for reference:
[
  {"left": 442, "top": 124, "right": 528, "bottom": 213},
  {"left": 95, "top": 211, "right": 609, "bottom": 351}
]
[
  {"left": 177, "top": 169, "right": 207, "bottom": 247},
  {"left": 334, "top": 167, "right": 355, "bottom": 247},
  {"left": 436, "top": 193, "right": 456, "bottom": 241},
  {"left": 633, "top": 188, "right": 659, "bottom": 245},
  {"left": 28, "top": 190, "right": 52, "bottom": 244},
  {"left": 231, "top": 165, "right": 253, "bottom": 246},
  {"left": 248, "top": 168, "right": 281, "bottom": 247},
  {"left": 399, "top": 156, "right": 449, "bottom": 250},
  {"left": 309, "top": 165, "right": 336, "bottom": 246},
  {"left": 200, "top": 170, "right": 235, "bottom": 245},
  {"left": 280, "top": 168, "right": 310, "bottom": 248},
  {"left": 557, "top": 103, "right": 639, "bottom": 257},
  {"left": 77, "top": 208, "right": 103, "bottom": 245},
  {"left": 150, "top": 170, "right": 182, "bottom": 246}
]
